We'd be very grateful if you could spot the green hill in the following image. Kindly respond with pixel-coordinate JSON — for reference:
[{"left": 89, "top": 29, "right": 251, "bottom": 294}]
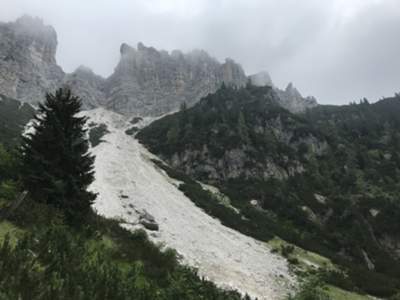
[{"left": 138, "top": 85, "right": 400, "bottom": 298}]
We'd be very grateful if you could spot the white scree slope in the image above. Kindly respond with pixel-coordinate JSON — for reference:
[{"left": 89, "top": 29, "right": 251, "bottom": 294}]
[{"left": 83, "top": 108, "right": 294, "bottom": 300}]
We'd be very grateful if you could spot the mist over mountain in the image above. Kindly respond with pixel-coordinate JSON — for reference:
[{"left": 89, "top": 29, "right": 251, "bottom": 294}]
[{"left": 0, "top": 16, "right": 317, "bottom": 116}]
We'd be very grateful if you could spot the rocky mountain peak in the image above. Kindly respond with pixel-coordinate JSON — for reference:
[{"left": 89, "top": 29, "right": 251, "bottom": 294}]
[
  {"left": 248, "top": 74, "right": 317, "bottom": 113},
  {"left": 277, "top": 82, "right": 317, "bottom": 113},
  {"left": 0, "top": 15, "right": 318, "bottom": 116},
  {"left": 12, "top": 15, "right": 58, "bottom": 64},
  {"left": 249, "top": 71, "right": 273, "bottom": 87},
  {"left": 285, "top": 82, "right": 302, "bottom": 98},
  {"left": 0, "top": 15, "right": 64, "bottom": 103},
  {"left": 106, "top": 43, "right": 247, "bottom": 116},
  {"left": 63, "top": 65, "right": 106, "bottom": 109},
  {"left": 15, "top": 15, "right": 44, "bottom": 26},
  {"left": 120, "top": 43, "right": 134, "bottom": 56}
]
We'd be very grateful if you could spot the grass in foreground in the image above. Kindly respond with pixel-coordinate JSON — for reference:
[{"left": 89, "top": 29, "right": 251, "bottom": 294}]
[{"left": 0, "top": 196, "right": 248, "bottom": 300}]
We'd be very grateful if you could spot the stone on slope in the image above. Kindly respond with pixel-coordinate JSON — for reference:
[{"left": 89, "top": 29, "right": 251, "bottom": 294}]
[{"left": 249, "top": 71, "right": 273, "bottom": 87}]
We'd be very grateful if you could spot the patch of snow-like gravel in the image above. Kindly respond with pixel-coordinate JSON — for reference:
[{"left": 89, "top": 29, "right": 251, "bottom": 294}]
[{"left": 83, "top": 108, "right": 295, "bottom": 300}]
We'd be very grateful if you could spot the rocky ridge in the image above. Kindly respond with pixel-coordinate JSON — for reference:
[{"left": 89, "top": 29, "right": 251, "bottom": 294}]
[
  {"left": 0, "top": 15, "right": 317, "bottom": 116},
  {"left": 105, "top": 42, "right": 247, "bottom": 116},
  {"left": 63, "top": 65, "right": 107, "bottom": 109},
  {"left": 249, "top": 71, "right": 318, "bottom": 113}
]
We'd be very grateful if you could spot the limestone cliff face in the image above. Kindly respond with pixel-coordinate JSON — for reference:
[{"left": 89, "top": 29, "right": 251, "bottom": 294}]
[
  {"left": 105, "top": 43, "right": 247, "bottom": 116},
  {"left": 0, "top": 16, "right": 64, "bottom": 104}
]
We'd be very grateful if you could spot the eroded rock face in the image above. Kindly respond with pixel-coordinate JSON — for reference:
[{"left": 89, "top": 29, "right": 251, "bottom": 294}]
[
  {"left": 167, "top": 136, "right": 323, "bottom": 182},
  {"left": 0, "top": 16, "right": 64, "bottom": 104},
  {"left": 249, "top": 72, "right": 318, "bottom": 113},
  {"left": 0, "top": 16, "right": 317, "bottom": 117},
  {"left": 63, "top": 66, "right": 107, "bottom": 109},
  {"left": 276, "top": 83, "right": 318, "bottom": 113},
  {"left": 105, "top": 42, "right": 247, "bottom": 116}
]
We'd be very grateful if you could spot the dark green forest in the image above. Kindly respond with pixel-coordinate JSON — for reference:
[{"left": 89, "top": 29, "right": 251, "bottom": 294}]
[{"left": 138, "top": 85, "right": 400, "bottom": 297}]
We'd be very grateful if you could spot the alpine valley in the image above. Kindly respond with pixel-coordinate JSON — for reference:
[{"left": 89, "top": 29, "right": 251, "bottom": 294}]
[{"left": 0, "top": 15, "right": 399, "bottom": 300}]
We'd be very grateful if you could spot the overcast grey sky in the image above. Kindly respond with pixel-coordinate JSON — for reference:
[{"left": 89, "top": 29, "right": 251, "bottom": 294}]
[{"left": 1, "top": 0, "right": 399, "bottom": 104}]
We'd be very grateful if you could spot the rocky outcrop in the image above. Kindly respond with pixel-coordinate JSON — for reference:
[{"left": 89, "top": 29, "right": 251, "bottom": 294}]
[
  {"left": 276, "top": 83, "right": 318, "bottom": 113},
  {"left": 250, "top": 72, "right": 318, "bottom": 113},
  {"left": 249, "top": 71, "right": 273, "bottom": 87},
  {"left": 138, "top": 85, "right": 327, "bottom": 183},
  {"left": 105, "top": 42, "right": 247, "bottom": 116},
  {"left": 139, "top": 210, "right": 159, "bottom": 231},
  {"left": 63, "top": 65, "right": 107, "bottom": 109},
  {"left": 0, "top": 16, "right": 64, "bottom": 104}
]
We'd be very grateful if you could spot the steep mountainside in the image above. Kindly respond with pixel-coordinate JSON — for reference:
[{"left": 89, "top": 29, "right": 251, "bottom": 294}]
[
  {"left": 275, "top": 83, "right": 318, "bottom": 113},
  {"left": 138, "top": 86, "right": 400, "bottom": 298}
]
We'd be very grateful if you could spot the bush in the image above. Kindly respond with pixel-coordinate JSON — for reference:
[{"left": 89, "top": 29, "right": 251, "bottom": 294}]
[
  {"left": 288, "top": 276, "right": 331, "bottom": 300},
  {"left": 0, "top": 215, "right": 246, "bottom": 300},
  {"left": 89, "top": 123, "right": 110, "bottom": 147}
]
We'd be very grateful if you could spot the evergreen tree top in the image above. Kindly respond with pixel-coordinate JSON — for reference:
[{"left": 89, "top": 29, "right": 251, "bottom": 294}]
[{"left": 21, "top": 88, "right": 96, "bottom": 226}]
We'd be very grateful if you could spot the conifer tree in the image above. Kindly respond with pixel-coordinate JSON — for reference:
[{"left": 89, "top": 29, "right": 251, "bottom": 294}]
[
  {"left": 21, "top": 88, "right": 95, "bottom": 225},
  {"left": 237, "top": 111, "right": 249, "bottom": 143}
]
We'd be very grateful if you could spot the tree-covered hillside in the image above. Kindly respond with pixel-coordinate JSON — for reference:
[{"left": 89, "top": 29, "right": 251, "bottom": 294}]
[
  {"left": 0, "top": 94, "right": 35, "bottom": 148},
  {"left": 138, "top": 84, "right": 325, "bottom": 181},
  {"left": 138, "top": 85, "right": 400, "bottom": 297}
]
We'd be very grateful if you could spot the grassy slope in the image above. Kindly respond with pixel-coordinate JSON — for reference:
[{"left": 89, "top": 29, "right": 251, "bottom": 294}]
[
  {"left": 326, "top": 286, "right": 372, "bottom": 300},
  {"left": 0, "top": 197, "right": 246, "bottom": 300}
]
